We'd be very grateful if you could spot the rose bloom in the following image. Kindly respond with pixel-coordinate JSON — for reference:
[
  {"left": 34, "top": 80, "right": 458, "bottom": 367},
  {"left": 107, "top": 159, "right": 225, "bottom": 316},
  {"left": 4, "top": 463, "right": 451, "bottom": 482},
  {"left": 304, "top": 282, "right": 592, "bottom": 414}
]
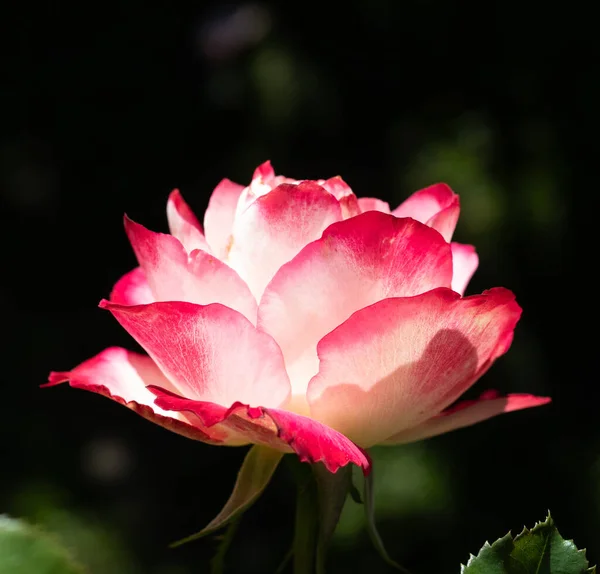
[{"left": 47, "top": 161, "right": 549, "bottom": 473}]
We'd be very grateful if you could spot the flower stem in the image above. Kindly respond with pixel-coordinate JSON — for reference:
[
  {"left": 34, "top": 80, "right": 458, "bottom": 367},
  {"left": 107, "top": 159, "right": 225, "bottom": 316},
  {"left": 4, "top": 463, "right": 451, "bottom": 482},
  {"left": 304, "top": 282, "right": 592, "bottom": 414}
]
[
  {"left": 209, "top": 516, "right": 241, "bottom": 574},
  {"left": 292, "top": 467, "right": 319, "bottom": 574}
]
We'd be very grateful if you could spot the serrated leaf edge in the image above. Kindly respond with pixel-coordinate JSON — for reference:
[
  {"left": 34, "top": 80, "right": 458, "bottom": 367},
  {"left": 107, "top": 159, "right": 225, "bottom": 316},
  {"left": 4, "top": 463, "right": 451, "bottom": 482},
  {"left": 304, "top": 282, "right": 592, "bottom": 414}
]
[
  {"left": 460, "top": 533, "right": 513, "bottom": 571},
  {"left": 461, "top": 512, "right": 597, "bottom": 573}
]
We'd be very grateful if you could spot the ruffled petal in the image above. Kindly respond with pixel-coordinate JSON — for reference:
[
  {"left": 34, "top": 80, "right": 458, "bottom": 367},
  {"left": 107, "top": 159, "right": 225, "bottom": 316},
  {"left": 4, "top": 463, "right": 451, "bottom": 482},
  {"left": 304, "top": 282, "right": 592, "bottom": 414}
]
[
  {"left": 258, "top": 212, "right": 453, "bottom": 397},
  {"left": 110, "top": 267, "right": 154, "bottom": 306},
  {"left": 124, "top": 216, "right": 257, "bottom": 323},
  {"left": 307, "top": 287, "right": 522, "bottom": 447},
  {"left": 203, "top": 178, "right": 245, "bottom": 260},
  {"left": 151, "top": 387, "right": 371, "bottom": 474},
  {"left": 166, "top": 189, "right": 210, "bottom": 253},
  {"left": 44, "top": 347, "right": 235, "bottom": 443},
  {"left": 228, "top": 182, "right": 343, "bottom": 299},
  {"left": 451, "top": 243, "right": 479, "bottom": 296},
  {"left": 100, "top": 300, "right": 291, "bottom": 410},
  {"left": 392, "top": 183, "right": 460, "bottom": 241},
  {"left": 382, "top": 390, "right": 550, "bottom": 444}
]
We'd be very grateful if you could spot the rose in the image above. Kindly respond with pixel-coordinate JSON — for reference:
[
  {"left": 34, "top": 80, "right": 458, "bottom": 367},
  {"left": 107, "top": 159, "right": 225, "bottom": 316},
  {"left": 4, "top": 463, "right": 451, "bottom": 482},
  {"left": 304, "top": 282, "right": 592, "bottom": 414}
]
[{"left": 46, "top": 161, "right": 549, "bottom": 475}]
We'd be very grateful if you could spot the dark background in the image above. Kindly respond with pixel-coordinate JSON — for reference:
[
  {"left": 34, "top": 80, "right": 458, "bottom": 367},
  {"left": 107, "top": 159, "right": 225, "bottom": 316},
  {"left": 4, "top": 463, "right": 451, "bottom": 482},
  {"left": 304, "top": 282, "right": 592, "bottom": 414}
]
[{"left": 2, "top": 1, "right": 597, "bottom": 572}]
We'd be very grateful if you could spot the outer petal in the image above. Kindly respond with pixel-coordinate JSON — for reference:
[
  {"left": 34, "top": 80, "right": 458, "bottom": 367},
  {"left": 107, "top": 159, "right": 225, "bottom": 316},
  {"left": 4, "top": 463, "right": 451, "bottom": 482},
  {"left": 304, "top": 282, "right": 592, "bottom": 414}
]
[
  {"left": 44, "top": 347, "right": 233, "bottom": 444},
  {"left": 358, "top": 197, "right": 391, "bottom": 214},
  {"left": 451, "top": 243, "right": 479, "bottom": 296},
  {"left": 203, "top": 178, "right": 245, "bottom": 260},
  {"left": 258, "top": 212, "right": 453, "bottom": 397},
  {"left": 151, "top": 387, "right": 371, "bottom": 474},
  {"left": 124, "top": 216, "right": 257, "bottom": 323},
  {"left": 383, "top": 390, "right": 551, "bottom": 444},
  {"left": 392, "top": 183, "right": 460, "bottom": 242},
  {"left": 110, "top": 267, "right": 154, "bottom": 306},
  {"left": 307, "top": 287, "right": 522, "bottom": 447},
  {"left": 228, "top": 182, "right": 343, "bottom": 300},
  {"left": 166, "top": 189, "right": 210, "bottom": 253},
  {"left": 100, "top": 300, "right": 291, "bottom": 410}
]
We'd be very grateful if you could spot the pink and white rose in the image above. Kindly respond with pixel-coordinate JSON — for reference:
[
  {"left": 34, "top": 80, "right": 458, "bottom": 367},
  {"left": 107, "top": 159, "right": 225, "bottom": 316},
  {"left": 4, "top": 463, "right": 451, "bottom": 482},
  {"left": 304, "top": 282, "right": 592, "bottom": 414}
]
[{"left": 47, "top": 161, "right": 549, "bottom": 474}]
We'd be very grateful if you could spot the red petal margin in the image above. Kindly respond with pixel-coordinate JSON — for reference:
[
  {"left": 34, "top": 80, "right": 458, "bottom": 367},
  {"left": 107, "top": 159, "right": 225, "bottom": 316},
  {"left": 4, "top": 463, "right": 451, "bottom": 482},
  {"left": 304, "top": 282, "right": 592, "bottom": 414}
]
[
  {"left": 150, "top": 387, "right": 371, "bottom": 474},
  {"left": 382, "top": 390, "right": 551, "bottom": 444},
  {"left": 43, "top": 348, "right": 228, "bottom": 444}
]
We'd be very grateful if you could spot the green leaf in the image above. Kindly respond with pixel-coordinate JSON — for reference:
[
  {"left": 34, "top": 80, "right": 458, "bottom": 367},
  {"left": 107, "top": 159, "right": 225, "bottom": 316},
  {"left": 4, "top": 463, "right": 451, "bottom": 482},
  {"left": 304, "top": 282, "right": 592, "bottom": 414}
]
[
  {"left": 364, "top": 471, "right": 412, "bottom": 574},
  {"left": 0, "top": 515, "right": 85, "bottom": 574},
  {"left": 170, "top": 445, "right": 283, "bottom": 548},
  {"left": 462, "top": 513, "right": 596, "bottom": 574}
]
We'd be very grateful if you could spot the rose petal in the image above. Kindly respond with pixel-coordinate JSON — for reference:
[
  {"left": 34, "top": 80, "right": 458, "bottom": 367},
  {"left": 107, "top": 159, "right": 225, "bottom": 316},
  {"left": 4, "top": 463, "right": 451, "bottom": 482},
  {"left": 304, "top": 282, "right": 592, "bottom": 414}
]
[
  {"left": 258, "top": 212, "right": 453, "bottom": 398},
  {"left": 392, "top": 183, "right": 460, "bottom": 242},
  {"left": 150, "top": 387, "right": 371, "bottom": 474},
  {"left": 253, "top": 160, "right": 276, "bottom": 182},
  {"left": 451, "top": 243, "right": 479, "bottom": 296},
  {"left": 337, "top": 194, "right": 361, "bottom": 218},
  {"left": 358, "top": 197, "right": 391, "bottom": 214},
  {"left": 382, "top": 391, "right": 551, "bottom": 444},
  {"left": 44, "top": 347, "right": 234, "bottom": 443},
  {"left": 124, "top": 216, "right": 257, "bottom": 323},
  {"left": 234, "top": 162, "right": 299, "bottom": 217},
  {"left": 166, "top": 189, "right": 210, "bottom": 253},
  {"left": 318, "top": 176, "right": 361, "bottom": 218},
  {"left": 110, "top": 267, "right": 154, "bottom": 306},
  {"left": 100, "top": 300, "right": 291, "bottom": 410},
  {"left": 228, "top": 182, "right": 343, "bottom": 300},
  {"left": 307, "top": 287, "right": 522, "bottom": 447},
  {"left": 203, "top": 178, "right": 245, "bottom": 259}
]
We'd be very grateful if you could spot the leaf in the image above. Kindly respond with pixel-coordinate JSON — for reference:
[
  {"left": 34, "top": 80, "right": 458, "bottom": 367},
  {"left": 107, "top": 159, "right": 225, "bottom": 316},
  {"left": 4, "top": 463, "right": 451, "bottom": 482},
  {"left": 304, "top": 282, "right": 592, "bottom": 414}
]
[
  {"left": 364, "top": 470, "right": 412, "bottom": 574},
  {"left": 462, "top": 513, "right": 596, "bottom": 574},
  {"left": 170, "top": 445, "right": 283, "bottom": 548},
  {"left": 0, "top": 515, "right": 85, "bottom": 574}
]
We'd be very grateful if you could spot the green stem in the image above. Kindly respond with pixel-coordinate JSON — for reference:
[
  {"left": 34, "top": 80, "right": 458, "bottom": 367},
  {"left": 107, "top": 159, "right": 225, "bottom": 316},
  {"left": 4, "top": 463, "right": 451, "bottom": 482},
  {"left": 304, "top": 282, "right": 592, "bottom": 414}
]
[
  {"left": 274, "top": 547, "right": 293, "bottom": 574},
  {"left": 364, "top": 471, "right": 413, "bottom": 574},
  {"left": 210, "top": 516, "right": 241, "bottom": 574},
  {"left": 293, "top": 471, "right": 319, "bottom": 574}
]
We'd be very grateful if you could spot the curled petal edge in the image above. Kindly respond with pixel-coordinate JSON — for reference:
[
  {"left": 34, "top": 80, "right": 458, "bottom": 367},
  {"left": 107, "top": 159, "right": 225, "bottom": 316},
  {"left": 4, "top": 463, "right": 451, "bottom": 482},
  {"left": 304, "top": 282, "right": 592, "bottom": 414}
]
[
  {"left": 150, "top": 386, "right": 371, "bottom": 474},
  {"left": 382, "top": 390, "right": 551, "bottom": 445},
  {"left": 43, "top": 369, "right": 222, "bottom": 444}
]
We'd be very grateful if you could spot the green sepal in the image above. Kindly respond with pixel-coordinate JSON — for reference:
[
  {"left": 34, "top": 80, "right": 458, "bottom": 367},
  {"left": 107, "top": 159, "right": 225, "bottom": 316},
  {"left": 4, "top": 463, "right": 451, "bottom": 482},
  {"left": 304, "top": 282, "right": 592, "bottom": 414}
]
[
  {"left": 170, "top": 445, "right": 283, "bottom": 548},
  {"left": 462, "top": 512, "right": 596, "bottom": 574},
  {"left": 0, "top": 515, "right": 85, "bottom": 574},
  {"left": 364, "top": 470, "right": 412, "bottom": 573},
  {"left": 313, "top": 463, "right": 353, "bottom": 574},
  {"left": 287, "top": 459, "right": 358, "bottom": 574}
]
